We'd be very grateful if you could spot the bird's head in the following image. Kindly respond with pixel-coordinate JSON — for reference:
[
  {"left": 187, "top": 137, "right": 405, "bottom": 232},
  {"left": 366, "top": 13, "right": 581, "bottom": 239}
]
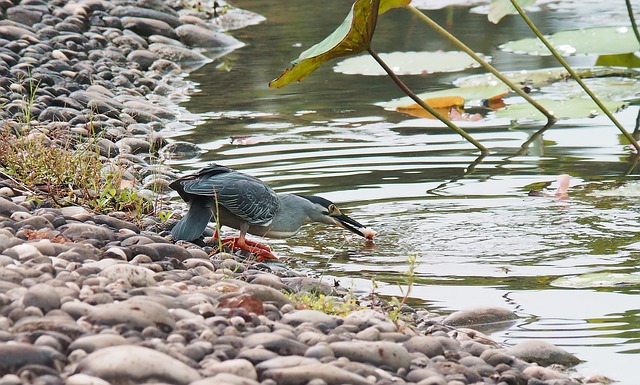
[{"left": 296, "top": 195, "right": 376, "bottom": 239}]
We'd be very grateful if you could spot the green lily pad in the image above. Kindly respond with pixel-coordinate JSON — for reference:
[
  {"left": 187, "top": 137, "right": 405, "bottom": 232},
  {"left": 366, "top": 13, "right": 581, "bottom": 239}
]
[
  {"left": 377, "top": 84, "right": 510, "bottom": 109},
  {"left": 500, "top": 26, "right": 640, "bottom": 56},
  {"left": 540, "top": 77, "right": 640, "bottom": 104},
  {"left": 551, "top": 272, "right": 640, "bottom": 288},
  {"left": 495, "top": 98, "right": 627, "bottom": 121},
  {"left": 334, "top": 51, "right": 488, "bottom": 76},
  {"left": 454, "top": 67, "right": 640, "bottom": 89},
  {"left": 411, "top": 0, "right": 484, "bottom": 10}
]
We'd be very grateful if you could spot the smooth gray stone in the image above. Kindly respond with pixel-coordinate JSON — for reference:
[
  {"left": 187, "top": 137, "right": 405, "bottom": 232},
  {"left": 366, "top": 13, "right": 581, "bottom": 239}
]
[
  {"left": 343, "top": 309, "right": 397, "bottom": 332},
  {"left": 262, "top": 363, "right": 370, "bottom": 385},
  {"left": 2, "top": 243, "right": 43, "bottom": 261},
  {"left": 427, "top": 361, "right": 482, "bottom": 384},
  {"left": 38, "top": 106, "right": 80, "bottom": 122},
  {"left": 407, "top": 368, "right": 446, "bottom": 383},
  {"left": 76, "top": 345, "right": 201, "bottom": 384},
  {"left": 329, "top": 341, "right": 411, "bottom": 370},
  {"left": 115, "top": 137, "right": 151, "bottom": 154},
  {"left": 130, "top": 243, "right": 192, "bottom": 261},
  {"left": 66, "top": 374, "right": 111, "bottom": 385},
  {"left": 0, "top": 25, "right": 37, "bottom": 40},
  {"left": 98, "top": 264, "right": 156, "bottom": 287},
  {"left": 121, "top": 16, "right": 177, "bottom": 38},
  {"left": 0, "top": 342, "right": 58, "bottom": 373},
  {"left": 127, "top": 49, "right": 157, "bottom": 70},
  {"left": 244, "top": 333, "right": 307, "bottom": 356},
  {"left": 123, "top": 100, "right": 175, "bottom": 120},
  {"left": 281, "top": 277, "right": 335, "bottom": 295},
  {"left": 191, "top": 373, "right": 259, "bottom": 385},
  {"left": 255, "top": 355, "right": 319, "bottom": 372},
  {"left": 60, "top": 223, "right": 115, "bottom": 243},
  {"left": 158, "top": 141, "right": 203, "bottom": 159},
  {"left": 68, "top": 334, "right": 129, "bottom": 354},
  {"left": 281, "top": 309, "right": 338, "bottom": 333},
  {"left": 86, "top": 298, "right": 175, "bottom": 332},
  {"left": 15, "top": 215, "right": 54, "bottom": 230},
  {"left": 93, "top": 214, "right": 140, "bottom": 233},
  {"left": 236, "top": 347, "right": 279, "bottom": 365},
  {"left": 239, "top": 284, "right": 292, "bottom": 308},
  {"left": 22, "top": 283, "right": 61, "bottom": 313},
  {"left": 522, "top": 365, "right": 570, "bottom": 381},
  {"left": 111, "top": 6, "right": 181, "bottom": 28},
  {"left": 0, "top": 197, "right": 28, "bottom": 216},
  {"left": 442, "top": 307, "right": 518, "bottom": 333},
  {"left": 506, "top": 340, "right": 582, "bottom": 367},
  {"left": 403, "top": 336, "right": 461, "bottom": 358},
  {"left": 148, "top": 42, "right": 211, "bottom": 65},
  {"left": 175, "top": 24, "right": 243, "bottom": 48},
  {"left": 201, "top": 358, "right": 257, "bottom": 379},
  {"left": 11, "top": 313, "right": 89, "bottom": 339}
]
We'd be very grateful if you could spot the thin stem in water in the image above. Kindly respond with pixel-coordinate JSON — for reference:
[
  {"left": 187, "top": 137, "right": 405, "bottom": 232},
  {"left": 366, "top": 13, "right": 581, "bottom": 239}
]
[
  {"left": 406, "top": 5, "right": 556, "bottom": 124},
  {"left": 509, "top": 0, "right": 640, "bottom": 153},
  {"left": 367, "top": 47, "right": 487, "bottom": 153},
  {"left": 625, "top": 0, "right": 640, "bottom": 46}
]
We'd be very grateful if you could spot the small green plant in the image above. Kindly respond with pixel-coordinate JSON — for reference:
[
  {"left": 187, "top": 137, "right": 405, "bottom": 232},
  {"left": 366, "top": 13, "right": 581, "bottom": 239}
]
[
  {"left": 388, "top": 254, "right": 419, "bottom": 324},
  {"left": 158, "top": 210, "right": 174, "bottom": 223},
  {"left": 287, "top": 291, "right": 363, "bottom": 317},
  {"left": 0, "top": 127, "right": 153, "bottom": 222}
]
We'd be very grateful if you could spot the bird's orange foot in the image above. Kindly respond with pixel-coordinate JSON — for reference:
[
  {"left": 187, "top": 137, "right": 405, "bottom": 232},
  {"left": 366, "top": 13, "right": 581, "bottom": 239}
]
[{"left": 215, "top": 237, "right": 278, "bottom": 261}]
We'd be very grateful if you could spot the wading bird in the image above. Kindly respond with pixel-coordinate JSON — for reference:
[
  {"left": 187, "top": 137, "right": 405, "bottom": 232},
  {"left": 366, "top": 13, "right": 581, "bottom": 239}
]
[{"left": 170, "top": 164, "right": 376, "bottom": 260}]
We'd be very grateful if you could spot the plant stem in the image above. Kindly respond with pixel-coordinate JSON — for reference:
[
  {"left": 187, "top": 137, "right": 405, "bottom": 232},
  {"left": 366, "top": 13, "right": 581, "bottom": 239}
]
[
  {"left": 406, "top": 5, "right": 556, "bottom": 124},
  {"left": 625, "top": 0, "right": 640, "bottom": 46},
  {"left": 509, "top": 0, "right": 640, "bottom": 153},
  {"left": 367, "top": 47, "right": 487, "bottom": 153}
]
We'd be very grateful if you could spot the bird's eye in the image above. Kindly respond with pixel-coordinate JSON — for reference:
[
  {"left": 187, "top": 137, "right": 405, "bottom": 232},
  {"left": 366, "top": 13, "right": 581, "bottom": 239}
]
[{"left": 328, "top": 204, "right": 341, "bottom": 216}]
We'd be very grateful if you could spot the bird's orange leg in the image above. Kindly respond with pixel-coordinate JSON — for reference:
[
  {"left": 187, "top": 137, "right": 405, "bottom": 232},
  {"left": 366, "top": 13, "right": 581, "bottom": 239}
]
[{"left": 215, "top": 232, "right": 277, "bottom": 261}]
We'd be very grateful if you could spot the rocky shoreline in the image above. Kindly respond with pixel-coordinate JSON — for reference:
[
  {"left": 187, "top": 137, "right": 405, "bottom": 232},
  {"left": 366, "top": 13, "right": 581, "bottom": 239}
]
[{"left": 0, "top": 1, "right": 609, "bottom": 384}]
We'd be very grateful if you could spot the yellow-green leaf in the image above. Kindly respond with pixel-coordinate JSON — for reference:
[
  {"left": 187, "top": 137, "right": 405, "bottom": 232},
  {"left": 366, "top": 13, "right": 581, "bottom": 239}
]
[{"left": 269, "top": 0, "right": 409, "bottom": 88}]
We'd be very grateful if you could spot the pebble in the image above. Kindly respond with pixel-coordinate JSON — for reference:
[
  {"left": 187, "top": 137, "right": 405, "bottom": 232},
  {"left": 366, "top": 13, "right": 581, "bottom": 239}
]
[
  {"left": 505, "top": 340, "right": 582, "bottom": 367},
  {"left": 0, "top": 1, "right": 605, "bottom": 384},
  {"left": 76, "top": 345, "right": 201, "bottom": 384},
  {"left": 329, "top": 340, "right": 412, "bottom": 370}
]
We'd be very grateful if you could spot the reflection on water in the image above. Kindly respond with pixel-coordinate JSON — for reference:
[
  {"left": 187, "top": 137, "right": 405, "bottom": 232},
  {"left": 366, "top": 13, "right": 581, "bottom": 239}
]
[{"left": 170, "top": 1, "right": 640, "bottom": 383}]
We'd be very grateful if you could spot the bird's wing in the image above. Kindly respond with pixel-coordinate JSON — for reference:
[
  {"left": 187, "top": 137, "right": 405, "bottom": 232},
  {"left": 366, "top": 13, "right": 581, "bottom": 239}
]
[
  {"left": 171, "top": 164, "right": 279, "bottom": 225},
  {"left": 217, "top": 173, "right": 280, "bottom": 225}
]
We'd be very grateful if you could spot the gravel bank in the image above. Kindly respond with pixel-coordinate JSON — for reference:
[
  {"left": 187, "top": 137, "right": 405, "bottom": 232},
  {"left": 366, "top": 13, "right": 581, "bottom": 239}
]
[{"left": 0, "top": 1, "right": 609, "bottom": 384}]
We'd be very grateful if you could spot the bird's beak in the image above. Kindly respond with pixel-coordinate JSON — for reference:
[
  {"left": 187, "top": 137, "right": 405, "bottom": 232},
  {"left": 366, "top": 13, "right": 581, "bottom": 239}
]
[{"left": 333, "top": 213, "right": 369, "bottom": 238}]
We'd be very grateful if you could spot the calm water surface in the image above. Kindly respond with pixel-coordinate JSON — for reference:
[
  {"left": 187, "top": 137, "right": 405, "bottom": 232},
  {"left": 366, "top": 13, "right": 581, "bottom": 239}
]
[{"left": 168, "top": 1, "right": 640, "bottom": 382}]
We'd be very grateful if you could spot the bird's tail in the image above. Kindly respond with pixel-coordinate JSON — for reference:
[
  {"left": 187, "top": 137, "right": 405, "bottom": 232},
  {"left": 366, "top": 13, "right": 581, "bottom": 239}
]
[{"left": 171, "top": 198, "right": 212, "bottom": 241}]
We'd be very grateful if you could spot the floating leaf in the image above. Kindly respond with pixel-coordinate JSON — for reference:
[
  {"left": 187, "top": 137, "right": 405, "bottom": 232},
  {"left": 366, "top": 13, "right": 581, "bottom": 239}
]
[
  {"left": 551, "top": 272, "right": 640, "bottom": 288},
  {"left": 334, "top": 51, "right": 488, "bottom": 76},
  {"left": 398, "top": 96, "right": 465, "bottom": 111},
  {"left": 269, "top": 0, "right": 410, "bottom": 88},
  {"left": 595, "top": 52, "right": 640, "bottom": 68},
  {"left": 488, "top": 0, "right": 535, "bottom": 23},
  {"left": 495, "top": 98, "right": 627, "bottom": 121},
  {"left": 454, "top": 67, "right": 640, "bottom": 89},
  {"left": 396, "top": 96, "right": 465, "bottom": 119},
  {"left": 411, "top": 0, "right": 484, "bottom": 10},
  {"left": 378, "top": 84, "right": 509, "bottom": 109},
  {"left": 500, "top": 26, "right": 640, "bottom": 56}
]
